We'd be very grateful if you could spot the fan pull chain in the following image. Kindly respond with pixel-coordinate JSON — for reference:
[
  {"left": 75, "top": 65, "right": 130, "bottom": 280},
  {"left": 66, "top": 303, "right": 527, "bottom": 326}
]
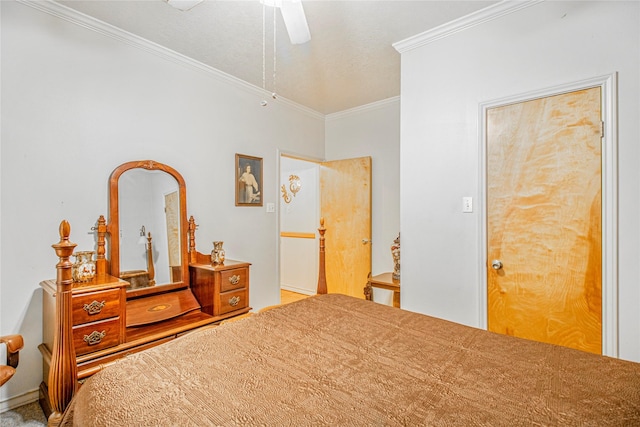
[
  {"left": 261, "top": 2, "right": 277, "bottom": 107},
  {"left": 261, "top": 3, "right": 267, "bottom": 106},
  {"left": 272, "top": 5, "right": 277, "bottom": 100}
]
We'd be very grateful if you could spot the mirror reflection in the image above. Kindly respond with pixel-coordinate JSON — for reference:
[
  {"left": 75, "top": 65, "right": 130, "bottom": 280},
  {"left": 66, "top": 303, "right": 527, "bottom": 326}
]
[{"left": 118, "top": 168, "right": 181, "bottom": 289}]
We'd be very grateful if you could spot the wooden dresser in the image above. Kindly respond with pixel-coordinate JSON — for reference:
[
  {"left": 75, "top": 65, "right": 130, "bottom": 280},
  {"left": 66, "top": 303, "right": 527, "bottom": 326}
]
[
  {"left": 39, "top": 160, "right": 254, "bottom": 425},
  {"left": 39, "top": 262, "right": 252, "bottom": 418}
]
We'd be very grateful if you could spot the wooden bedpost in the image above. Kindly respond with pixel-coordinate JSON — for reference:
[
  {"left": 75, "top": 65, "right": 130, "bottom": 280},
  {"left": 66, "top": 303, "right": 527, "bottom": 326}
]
[
  {"left": 317, "top": 218, "right": 327, "bottom": 295},
  {"left": 48, "top": 220, "right": 78, "bottom": 426}
]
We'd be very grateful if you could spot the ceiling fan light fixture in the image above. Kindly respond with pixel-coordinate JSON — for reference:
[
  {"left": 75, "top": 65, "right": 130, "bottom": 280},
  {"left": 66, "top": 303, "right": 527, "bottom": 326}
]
[{"left": 166, "top": 0, "right": 203, "bottom": 12}]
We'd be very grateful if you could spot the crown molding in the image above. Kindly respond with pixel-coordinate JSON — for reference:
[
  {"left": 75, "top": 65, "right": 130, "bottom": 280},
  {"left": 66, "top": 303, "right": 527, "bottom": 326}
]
[
  {"left": 393, "top": 0, "right": 544, "bottom": 54},
  {"left": 326, "top": 96, "right": 400, "bottom": 121},
  {"left": 17, "top": 0, "right": 325, "bottom": 120}
]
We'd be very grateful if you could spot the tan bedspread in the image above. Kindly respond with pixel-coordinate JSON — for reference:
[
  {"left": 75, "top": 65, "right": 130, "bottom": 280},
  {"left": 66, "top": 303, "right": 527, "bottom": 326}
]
[{"left": 61, "top": 294, "right": 640, "bottom": 426}]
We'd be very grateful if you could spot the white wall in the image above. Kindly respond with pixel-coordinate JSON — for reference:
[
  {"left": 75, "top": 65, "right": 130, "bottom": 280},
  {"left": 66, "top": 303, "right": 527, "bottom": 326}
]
[
  {"left": 0, "top": 1, "right": 325, "bottom": 408},
  {"left": 399, "top": 1, "right": 640, "bottom": 362},
  {"left": 325, "top": 99, "right": 401, "bottom": 277}
]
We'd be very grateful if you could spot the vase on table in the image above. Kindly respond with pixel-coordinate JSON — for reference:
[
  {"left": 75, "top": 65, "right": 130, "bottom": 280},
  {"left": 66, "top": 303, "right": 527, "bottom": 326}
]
[
  {"left": 391, "top": 234, "right": 400, "bottom": 281},
  {"left": 211, "top": 241, "right": 225, "bottom": 265},
  {"left": 72, "top": 251, "right": 96, "bottom": 283}
]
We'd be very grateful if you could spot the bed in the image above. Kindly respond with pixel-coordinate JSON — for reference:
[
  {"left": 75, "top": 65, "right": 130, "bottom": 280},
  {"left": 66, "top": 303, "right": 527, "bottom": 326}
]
[{"left": 60, "top": 292, "right": 640, "bottom": 426}]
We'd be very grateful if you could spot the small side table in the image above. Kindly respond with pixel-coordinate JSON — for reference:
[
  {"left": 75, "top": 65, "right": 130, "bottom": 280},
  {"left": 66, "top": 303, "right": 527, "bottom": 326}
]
[{"left": 364, "top": 272, "right": 400, "bottom": 308}]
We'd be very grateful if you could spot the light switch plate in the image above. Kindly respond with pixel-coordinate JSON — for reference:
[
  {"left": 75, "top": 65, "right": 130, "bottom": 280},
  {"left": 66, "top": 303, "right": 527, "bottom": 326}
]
[
  {"left": 462, "top": 197, "right": 473, "bottom": 213},
  {"left": 266, "top": 202, "right": 275, "bottom": 213}
]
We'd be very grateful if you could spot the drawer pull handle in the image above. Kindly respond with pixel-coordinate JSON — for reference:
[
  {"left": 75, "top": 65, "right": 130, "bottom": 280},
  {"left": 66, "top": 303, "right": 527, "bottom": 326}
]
[
  {"left": 83, "top": 330, "right": 106, "bottom": 346},
  {"left": 229, "top": 275, "right": 240, "bottom": 285},
  {"left": 83, "top": 300, "right": 106, "bottom": 315},
  {"left": 229, "top": 296, "right": 241, "bottom": 307}
]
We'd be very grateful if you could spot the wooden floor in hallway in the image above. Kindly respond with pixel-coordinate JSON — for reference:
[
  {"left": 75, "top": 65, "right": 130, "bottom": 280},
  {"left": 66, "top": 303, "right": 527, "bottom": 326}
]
[{"left": 281, "top": 289, "right": 310, "bottom": 305}]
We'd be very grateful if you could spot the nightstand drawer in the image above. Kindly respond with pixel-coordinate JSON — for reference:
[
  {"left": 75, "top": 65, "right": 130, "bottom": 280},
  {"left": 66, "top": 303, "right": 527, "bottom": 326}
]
[
  {"left": 219, "top": 289, "right": 248, "bottom": 315},
  {"left": 220, "top": 268, "right": 248, "bottom": 292},
  {"left": 72, "top": 289, "right": 122, "bottom": 325},
  {"left": 73, "top": 318, "right": 121, "bottom": 356}
]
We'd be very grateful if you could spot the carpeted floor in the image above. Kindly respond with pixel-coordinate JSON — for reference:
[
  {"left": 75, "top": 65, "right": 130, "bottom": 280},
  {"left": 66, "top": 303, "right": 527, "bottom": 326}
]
[{"left": 0, "top": 402, "right": 46, "bottom": 427}]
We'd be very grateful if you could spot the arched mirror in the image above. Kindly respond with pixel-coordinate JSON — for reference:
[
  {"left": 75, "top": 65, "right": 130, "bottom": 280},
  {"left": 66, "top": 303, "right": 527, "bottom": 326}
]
[{"left": 108, "top": 160, "right": 189, "bottom": 297}]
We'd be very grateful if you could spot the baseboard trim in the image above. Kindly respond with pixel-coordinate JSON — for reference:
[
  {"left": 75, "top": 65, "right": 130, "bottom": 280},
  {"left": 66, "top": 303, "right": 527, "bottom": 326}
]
[{"left": 0, "top": 389, "right": 39, "bottom": 414}]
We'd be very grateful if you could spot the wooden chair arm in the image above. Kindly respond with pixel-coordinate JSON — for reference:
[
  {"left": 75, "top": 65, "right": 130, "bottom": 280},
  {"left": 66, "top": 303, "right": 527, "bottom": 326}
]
[
  {"left": 0, "top": 334, "right": 24, "bottom": 368},
  {"left": 0, "top": 366, "right": 16, "bottom": 387}
]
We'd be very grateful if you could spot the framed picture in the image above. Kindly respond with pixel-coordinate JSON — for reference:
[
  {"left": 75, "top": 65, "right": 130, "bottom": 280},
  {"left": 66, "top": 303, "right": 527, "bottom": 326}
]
[{"left": 235, "top": 153, "right": 263, "bottom": 206}]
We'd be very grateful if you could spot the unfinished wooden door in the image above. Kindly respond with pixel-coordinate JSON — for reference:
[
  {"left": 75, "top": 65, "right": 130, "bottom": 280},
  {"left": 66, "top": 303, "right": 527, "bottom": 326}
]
[
  {"left": 320, "top": 157, "right": 372, "bottom": 298},
  {"left": 486, "top": 87, "right": 602, "bottom": 354}
]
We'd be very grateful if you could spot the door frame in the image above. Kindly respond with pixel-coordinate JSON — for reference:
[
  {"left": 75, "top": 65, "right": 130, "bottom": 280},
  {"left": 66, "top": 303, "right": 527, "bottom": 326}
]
[
  {"left": 478, "top": 73, "right": 618, "bottom": 357},
  {"left": 276, "top": 150, "right": 324, "bottom": 299}
]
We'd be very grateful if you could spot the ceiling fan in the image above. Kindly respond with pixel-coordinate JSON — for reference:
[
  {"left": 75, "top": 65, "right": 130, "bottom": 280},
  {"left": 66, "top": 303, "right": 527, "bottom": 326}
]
[{"left": 166, "top": 0, "right": 311, "bottom": 45}]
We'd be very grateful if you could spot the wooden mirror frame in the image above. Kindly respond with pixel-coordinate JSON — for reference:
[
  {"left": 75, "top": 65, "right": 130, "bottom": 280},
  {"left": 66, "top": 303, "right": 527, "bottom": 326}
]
[{"left": 108, "top": 160, "right": 189, "bottom": 298}]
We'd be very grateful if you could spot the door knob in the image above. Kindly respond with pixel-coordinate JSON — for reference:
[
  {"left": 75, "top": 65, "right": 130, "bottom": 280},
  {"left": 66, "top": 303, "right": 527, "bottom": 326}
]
[
  {"left": 362, "top": 239, "right": 371, "bottom": 245},
  {"left": 491, "top": 260, "right": 503, "bottom": 270}
]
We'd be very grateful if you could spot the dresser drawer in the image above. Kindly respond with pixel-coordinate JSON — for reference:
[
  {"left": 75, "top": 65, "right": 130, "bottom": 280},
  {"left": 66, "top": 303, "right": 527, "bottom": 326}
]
[
  {"left": 220, "top": 268, "right": 248, "bottom": 292},
  {"left": 72, "top": 289, "right": 122, "bottom": 325},
  {"left": 219, "top": 289, "right": 248, "bottom": 315},
  {"left": 73, "top": 318, "right": 121, "bottom": 356}
]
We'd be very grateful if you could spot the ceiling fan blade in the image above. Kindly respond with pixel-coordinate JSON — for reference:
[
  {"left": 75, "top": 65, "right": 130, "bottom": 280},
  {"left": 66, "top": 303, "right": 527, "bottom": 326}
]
[
  {"left": 280, "top": 0, "right": 311, "bottom": 45},
  {"left": 166, "top": 0, "right": 203, "bottom": 12}
]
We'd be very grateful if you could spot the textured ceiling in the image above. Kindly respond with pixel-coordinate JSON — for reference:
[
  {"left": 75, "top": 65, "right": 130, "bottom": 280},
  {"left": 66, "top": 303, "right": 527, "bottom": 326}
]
[{"left": 57, "top": 0, "right": 497, "bottom": 115}]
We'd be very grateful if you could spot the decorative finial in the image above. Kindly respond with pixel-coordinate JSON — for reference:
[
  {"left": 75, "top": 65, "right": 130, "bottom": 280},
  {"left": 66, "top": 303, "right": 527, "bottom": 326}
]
[
  {"left": 59, "top": 220, "right": 71, "bottom": 240},
  {"left": 52, "top": 219, "right": 77, "bottom": 260}
]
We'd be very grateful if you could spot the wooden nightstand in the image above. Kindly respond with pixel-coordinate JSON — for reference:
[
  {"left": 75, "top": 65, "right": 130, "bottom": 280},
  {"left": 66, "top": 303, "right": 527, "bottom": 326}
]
[
  {"left": 189, "top": 259, "right": 252, "bottom": 321},
  {"left": 364, "top": 272, "right": 400, "bottom": 308}
]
